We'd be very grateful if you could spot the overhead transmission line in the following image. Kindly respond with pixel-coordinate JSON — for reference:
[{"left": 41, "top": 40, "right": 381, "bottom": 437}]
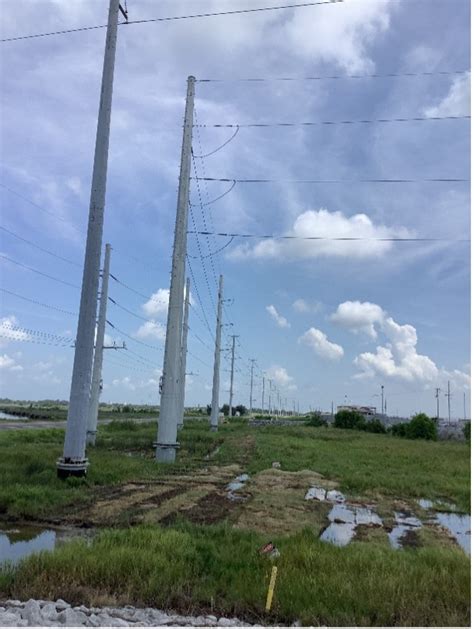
[
  {"left": 188, "top": 230, "right": 470, "bottom": 243},
  {"left": 0, "top": 225, "right": 81, "bottom": 267},
  {"left": 0, "top": 1, "right": 343, "bottom": 43},
  {"left": 195, "top": 114, "right": 470, "bottom": 128},
  {"left": 0, "top": 254, "right": 80, "bottom": 288},
  {"left": 197, "top": 69, "right": 470, "bottom": 82},
  {"left": 0, "top": 287, "right": 77, "bottom": 316},
  {"left": 194, "top": 176, "right": 469, "bottom": 184}
]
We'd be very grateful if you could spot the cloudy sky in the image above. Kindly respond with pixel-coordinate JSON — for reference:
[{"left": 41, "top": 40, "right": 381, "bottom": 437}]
[{"left": 0, "top": 0, "right": 470, "bottom": 418}]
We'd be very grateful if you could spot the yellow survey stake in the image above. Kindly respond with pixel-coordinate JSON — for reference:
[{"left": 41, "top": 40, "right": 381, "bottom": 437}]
[{"left": 265, "top": 566, "right": 278, "bottom": 612}]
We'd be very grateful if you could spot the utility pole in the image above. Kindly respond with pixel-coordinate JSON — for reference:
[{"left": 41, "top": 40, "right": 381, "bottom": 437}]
[
  {"left": 268, "top": 378, "right": 272, "bottom": 416},
  {"left": 381, "top": 384, "right": 384, "bottom": 416},
  {"left": 435, "top": 387, "right": 440, "bottom": 420},
  {"left": 86, "top": 243, "right": 111, "bottom": 446},
  {"left": 177, "top": 278, "right": 191, "bottom": 430},
  {"left": 463, "top": 392, "right": 466, "bottom": 421},
  {"left": 210, "top": 275, "right": 223, "bottom": 432},
  {"left": 155, "top": 76, "right": 195, "bottom": 462},
  {"left": 249, "top": 359, "right": 256, "bottom": 415},
  {"left": 57, "top": 0, "right": 121, "bottom": 478},
  {"left": 228, "top": 334, "right": 238, "bottom": 419},
  {"left": 261, "top": 376, "right": 265, "bottom": 415},
  {"left": 446, "top": 380, "right": 452, "bottom": 425}
]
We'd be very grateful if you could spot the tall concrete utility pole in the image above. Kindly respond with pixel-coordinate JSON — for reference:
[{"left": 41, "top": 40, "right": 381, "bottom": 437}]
[
  {"left": 210, "top": 275, "right": 223, "bottom": 431},
  {"left": 261, "top": 376, "right": 265, "bottom": 414},
  {"left": 86, "top": 243, "right": 111, "bottom": 446},
  {"left": 249, "top": 359, "right": 256, "bottom": 415},
  {"left": 228, "top": 334, "right": 238, "bottom": 418},
  {"left": 446, "top": 380, "right": 452, "bottom": 425},
  {"left": 381, "top": 385, "right": 384, "bottom": 415},
  {"left": 177, "top": 277, "right": 191, "bottom": 430},
  {"left": 57, "top": 0, "right": 121, "bottom": 478},
  {"left": 435, "top": 387, "right": 440, "bottom": 420},
  {"left": 156, "top": 76, "right": 195, "bottom": 462},
  {"left": 268, "top": 379, "right": 272, "bottom": 416}
]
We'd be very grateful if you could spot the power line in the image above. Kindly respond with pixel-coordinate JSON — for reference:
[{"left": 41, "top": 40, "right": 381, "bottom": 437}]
[
  {"left": 195, "top": 114, "right": 470, "bottom": 128},
  {"left": 0, "top": 287, "right": 77, "bottom": 316},
  {"left": 109, "top": 273, "right": 168, "bottom": 304},
  {"left": 106, "top": 320, "right": 163, "bottom": 351},
  {"left": 0, "top": 254, "right": 81, "bottom": 288},
  {"left": 198, "top": 69, "right": 470, "bottom": 82},
  {"left": 188, "top": 230, "right": 470, "bottom": 243},
  {"left": 1, "top": 323, "right": 74, "bottom": 343},
  {"left": 194, "top": 176, "right": 469, "bottom": 184},
  {"left": 0, "top": 224, "right": 81, "bottom": 267},
  {"left": 108, "top": 296, "right": 153, "bottom": 323},
  {"left": 1, "top": 1, "right": 343, "bottom": 43},
  {"left": 0, "top": 182, "right": 83, "bottom": 234},
  {"left": 186, "top": 256, "right": 215, "bottom": 342},
  {"left": 0, "top": 331, "right": 72, "bottom": 347}
]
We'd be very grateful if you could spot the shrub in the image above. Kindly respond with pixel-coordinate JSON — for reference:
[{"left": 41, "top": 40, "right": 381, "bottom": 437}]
[
  {"left": 463, "top": 422, "right": 470, "bottom": 441},
  {"left": 406, "top": 413, "right": 437, "bottom": 441},
  {"left": 334, "top": 409, "right": 366, "bottom": 430},
  {"left": 306, "top": 412, "right": 328, "bottom": 428},
  {"left": 364, "top": 419, "right": 386, "bottom": 434},
  {"left": 391, "top": 423, "right": 408, "bottom": 438}
]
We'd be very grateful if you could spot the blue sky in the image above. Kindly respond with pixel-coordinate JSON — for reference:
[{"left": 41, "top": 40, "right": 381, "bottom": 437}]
[{"left": 0, "top": 0, "right": 470, "bottom": 418}]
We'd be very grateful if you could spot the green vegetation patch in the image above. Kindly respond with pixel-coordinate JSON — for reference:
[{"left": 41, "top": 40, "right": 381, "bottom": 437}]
[{"left": 2, "top": 524, "right": 470, "bottom": 626}]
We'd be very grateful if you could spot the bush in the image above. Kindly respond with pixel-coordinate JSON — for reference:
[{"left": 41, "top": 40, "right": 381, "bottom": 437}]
[
  {"left": 334, "top": 409, "right": 366, "bottom": 430},
  {"left": 363, "top": 419, "right": 386, "bottom": 434},
  {"left": 463, "top": 422, "right": 470, "bottom": 441},
  {"left": 391, "top": 414, "right": 437, "bottom": 441},
  {"left": 306, "top": 412, "right": 328, "bottom": 428}
]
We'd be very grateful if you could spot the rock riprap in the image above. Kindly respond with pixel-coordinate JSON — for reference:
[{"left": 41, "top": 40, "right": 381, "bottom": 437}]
[{"left": 0, "top": 600, "right": 261, "bottom": 627}]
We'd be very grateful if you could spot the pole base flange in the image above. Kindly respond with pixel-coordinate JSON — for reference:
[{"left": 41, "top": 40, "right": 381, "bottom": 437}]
[
  {"left": 154, "top": 442, "right": 180, "bottom": 463},
  {"left": 56, "top": 457, "right": 89, "bottom": 479}
]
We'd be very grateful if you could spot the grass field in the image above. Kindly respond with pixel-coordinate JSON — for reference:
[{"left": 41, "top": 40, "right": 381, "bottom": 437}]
[{"left": 0, "top": 418, "right": 470, "bottom": 626}]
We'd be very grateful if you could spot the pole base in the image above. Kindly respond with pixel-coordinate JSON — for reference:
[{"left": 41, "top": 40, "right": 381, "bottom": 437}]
[
  {"left": 154, "top": 442, "right": 179, "bottom": 463},
  {"left": 210, "top": 425, "right": 218, "bottom": 432},
  {"left": 56, "top": 457, "right": 89, "bottom": 479}
]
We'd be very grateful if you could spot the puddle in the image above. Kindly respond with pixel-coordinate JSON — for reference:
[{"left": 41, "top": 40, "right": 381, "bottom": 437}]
[
  {"left": 418, "top": 499, "right": 434, "bottom": 509},
  {"left": 226, "top": 474, "right": 250, "bottom": 501},
  {"left": 305, "top": 486, "right": 345, "bottom": 503},
  {"left": 0, "top": 411, "right": 25, "bottom": 420},
  {"left": 434, "top": 512, "right": 471, "bottom": 555},
  {"left": 388, "top": 512, "right": 422, "bottom": 549},
  {"left": 320, "top": 504, "right": 382, "bottom": 547},
  {"left": 0, "top": 524, "right": 94, "bottom": 565}
]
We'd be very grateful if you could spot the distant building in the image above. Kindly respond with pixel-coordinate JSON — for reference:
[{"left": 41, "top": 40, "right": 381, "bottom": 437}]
[{"left": 336, "top": 405, "right": 377, "bottom": 418}]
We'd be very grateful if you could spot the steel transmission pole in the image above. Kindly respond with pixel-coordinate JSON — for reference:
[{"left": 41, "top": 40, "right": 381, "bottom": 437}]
[
  {"left": 57, "top": 0, "right": 120, "bottom": 478},
  {"left": 210, "top": 275, "right": 224, "bottom": 432},
  {"left": 86, "top": 243, "right": 111, "bottom": 446},
  {"left": 156, "top": 76, "right": 195, "bottom": 462},
  {"left": 177, "top": 277, "right": 191, "bottom": 430},
  {"left": 228, "top": 334, "right": 238, "bottom": 419}
]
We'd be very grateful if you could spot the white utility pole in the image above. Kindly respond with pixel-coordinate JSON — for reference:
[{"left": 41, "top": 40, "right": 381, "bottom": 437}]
[
  {"left": 156, "top": 76, "right": 195, "bottom": 462},
  {"left": 228, "top": 334, "right": 238, "bottom": 418},
  {"left": 249, "top": 359, "right": 256, "bottom": 415},
  {"left": 435, "top": 387, "right": 440, "bottom": 420},
  {"left": 57, "top": 0, "right": 121, "bottom": 478},
  {"left": 210, "top": 275, "right": 223, "bottom": 431},
  {"left": 177, "top": 277, "right": 191, "bottom": 430},
  {"left": 381, "top": 384, "right": 384, "bottom": 416},
  {"left": 86, "top": 243, "right": 111, "bottom": 446},
  {"left": 261, "top": 376, "right": 265, "bottom": 414},
  {"left": 446, "top": 380, "right": 452, "bottom": 425}
]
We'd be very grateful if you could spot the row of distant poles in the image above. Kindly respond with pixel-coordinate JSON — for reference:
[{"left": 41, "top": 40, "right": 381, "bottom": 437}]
[{"left": 57, "top": 0, "right": 215, "bottom": 477}]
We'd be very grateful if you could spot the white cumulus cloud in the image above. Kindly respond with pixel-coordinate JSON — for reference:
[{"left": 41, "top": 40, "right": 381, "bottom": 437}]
[
  {"left": 299, "top": 328, "right": 344, "bottom": 361},
  {"left": 229, "top": 209, "right": 410, "bottom": 261},
  {"left": 0, "top": 353, "right": 23, "bottom": 371},
  {"left": 135, "top": 320, "right": 166, "bottom": 341},
  {"left": 266, "top": 364, "right": 296, "bottom": 390},
  {"left": 266, "top": 305, "right": 290, "bottom": 329},
  {"left": 142, "top": 288, "right": 170, "bottom": 319},
  {"left": 424, "top": 72, "right": 470, "bottom": 118},
  {"left": 292, "top": 299, "right": 322, "bottom": 314},
  {"left": 330, "top": 301, "right": 385, "bottom": 339}
]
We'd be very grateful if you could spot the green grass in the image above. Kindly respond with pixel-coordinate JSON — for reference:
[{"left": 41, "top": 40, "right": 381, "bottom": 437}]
[
  {"left": 0, "top": 420, "right": 470, "bottom": 519},
  {"left": 1, "top": 523, "right": 469, "bottom": 626}
]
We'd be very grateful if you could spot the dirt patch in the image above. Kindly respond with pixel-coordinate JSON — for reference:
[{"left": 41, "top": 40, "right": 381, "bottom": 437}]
[
  {"left": 400, "top": 528, "right": 422, "bottom": 549},
  {"left": 163, "top": 490, "right": 241, "bottom": 526}
]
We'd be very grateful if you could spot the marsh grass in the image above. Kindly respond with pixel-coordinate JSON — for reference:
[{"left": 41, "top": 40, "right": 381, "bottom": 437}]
[{"left": 2, "top": 523, "right": 470, "bottom": 626}]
